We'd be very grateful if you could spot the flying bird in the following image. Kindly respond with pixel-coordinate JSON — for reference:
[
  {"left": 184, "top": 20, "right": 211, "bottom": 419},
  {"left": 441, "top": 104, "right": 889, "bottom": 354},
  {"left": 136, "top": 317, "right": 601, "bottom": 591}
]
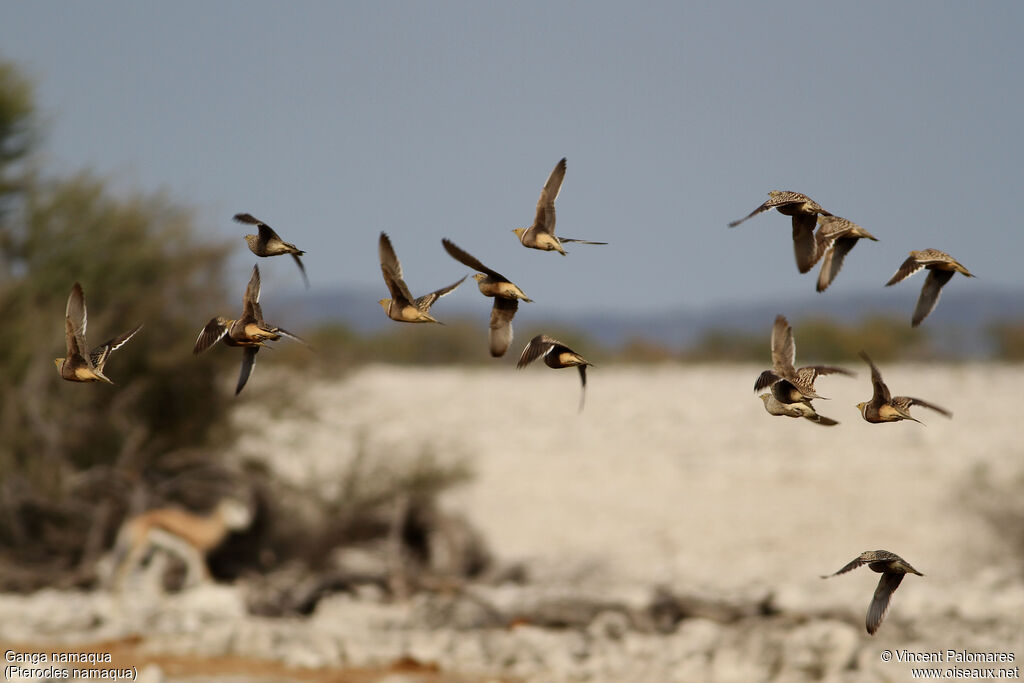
[
  {"left": 885, "top": 249, "right": 974, "bottom": 327},
  {"left": 516, "top": 334, "right": 593, "bottom": 411},
  {"left": 728, "top": 191, "right": 833, "bottom": 273},
  {"left": 378, "top": 232, "right": 465, "bottom": 323},
  {"left": 55, "top": 282, "right": 142, "bottom": 384},
  {"left": 193, "top": 264, "right": 308, "bottom": 395},
  {"left": 821, "top": 550, "right": 923, "bottom": 635},
  {"left": 758, "top": 393, "right": 838, "bottom": 426},
  {"left": 234, "top": 213, "right": 309, "bottom": 289},
  {"left": 442, "top": 238, "right": 532, "bottom": 357},
  {"left": 512, "top": 157, "right": 606, "bottom": 255},
  {"left": 856, "top": 351, "right": 952, "bottom": 424},
  {"left": 813, "top": 216, "right": 878, "bottom": 292},
  {"left": 753, "top": 314, "right": 855, "bottom": 402}
]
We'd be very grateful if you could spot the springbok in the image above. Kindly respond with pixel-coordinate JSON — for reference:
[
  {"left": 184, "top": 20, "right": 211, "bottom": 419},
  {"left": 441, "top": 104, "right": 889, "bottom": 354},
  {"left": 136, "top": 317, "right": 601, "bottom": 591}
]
[{"left": 110, "top": 497, "right": 252, "bottom": 590}]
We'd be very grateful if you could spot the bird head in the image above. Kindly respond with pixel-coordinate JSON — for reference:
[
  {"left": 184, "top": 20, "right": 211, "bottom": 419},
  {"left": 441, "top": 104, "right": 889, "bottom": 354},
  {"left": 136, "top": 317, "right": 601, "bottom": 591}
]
[
  {"left": 855, "top": 401, "right": 868, "bottom": 415},
  {"left": 512, "top": 227, "right": 527, "bottom": 239},
  {"left": 243, "top": 234, "right": 259, "bottom": 250},
  {"left": 378, "top": 298, "right": 391, "bottom": 312},
  {"left": 53, "top": 358, "right": 64, "bottom": 372},
  {"left": 472, "top": 273, "right": 487, "bottom": 283}
]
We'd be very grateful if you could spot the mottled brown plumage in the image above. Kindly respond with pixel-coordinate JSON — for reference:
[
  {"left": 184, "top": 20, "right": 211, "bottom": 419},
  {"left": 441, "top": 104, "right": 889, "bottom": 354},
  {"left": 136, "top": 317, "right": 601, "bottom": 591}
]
[
  {"left": 814, "top": 216, "right": 878, "bottom": 292},
  {"left": 885, "top": 249, "right": 973, "bottom": 326},
  {"left": 441, "top": 238, "right": 532, "bottom": 357},
  {"left": 856, "top": 351, "right": 951, "bottom": 424},
  {"left": 822, "top": 550, "right": 923, "bottom": 635},
  {"left": 517, "top": 334, "right": 593, "bottom": 411},
  {"left": 758, "top": 393, "right": 838, "bottom": 426},
  {"left": 235, "top": 213, "right": 309, "bottom": 289},
  {"left": 55, "top": 282, "right": 142, "bottom": 384},
  {"left": 193, "top": 265, "right": 308, "bottom": 394},
  {"left": 728, "top": 191, "right": 833, "bottom": 273},
  {"left": 512, "top": 158, "right": 606, "bottom": 255},
  {"left": 378, "top": 232, "right": 465, "bottom": 323},
  {"left": 753, "top": 315, "right": 855, "bottom": 401}
]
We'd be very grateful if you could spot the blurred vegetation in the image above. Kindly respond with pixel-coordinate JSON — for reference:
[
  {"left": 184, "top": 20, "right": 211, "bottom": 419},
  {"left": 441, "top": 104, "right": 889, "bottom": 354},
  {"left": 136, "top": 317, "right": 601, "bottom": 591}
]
[
  {"left": 0, "top": 59, "right": 236, "bottom": 586},
  {"left": 989, "top": 322, "right": 1024, "bottom": 361}
]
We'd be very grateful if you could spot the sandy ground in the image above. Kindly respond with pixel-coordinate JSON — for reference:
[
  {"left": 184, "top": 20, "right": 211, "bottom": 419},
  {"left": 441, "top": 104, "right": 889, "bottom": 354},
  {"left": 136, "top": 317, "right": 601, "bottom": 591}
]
[
  {"left": 4, "top": 364, "right": 1023, "bottom": 682},
  {"left": 238, "top": 363, "right": 1021, "bottom": 593}
]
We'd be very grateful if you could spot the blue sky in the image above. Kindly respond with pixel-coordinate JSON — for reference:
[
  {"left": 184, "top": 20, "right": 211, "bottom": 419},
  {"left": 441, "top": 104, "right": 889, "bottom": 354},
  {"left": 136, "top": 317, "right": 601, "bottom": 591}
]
[{"left": 2, "top": 2, "right": 1021, "bottom": 315}]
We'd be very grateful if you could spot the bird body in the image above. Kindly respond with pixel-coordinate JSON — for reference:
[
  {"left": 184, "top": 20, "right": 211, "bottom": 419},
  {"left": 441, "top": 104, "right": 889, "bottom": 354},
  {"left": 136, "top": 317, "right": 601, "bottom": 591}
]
[
  {"left": 758, "top": 393, "right": 838, "bottom": 426},
  {"left": 814, "top": 216, "right": 878, "bottom": 292},
  {"left": 822, "top": 550, "right": 923, "bottom": 635},
  {"left": 753, "top": 314, "right": 855, "bottom": 400},
  {"left": 856, "top": 351, "right": 952, "bottom": 424},
  {"left": 55, "top": 282, "right": 142, "bottom": 384},
  {"left": 234, "top": 213, "right": 309, "bottom": 289},
  {"left": 378, "top": 232, "right": 465, "bottom": 323},
  {"left": 885, "top": 249, "right": 973, "bottom": 326},
  {"left": 513, "top": 158, "right": 606, "bottom": 255},
  {"left": 517, "top": 334, "right": 593, "bottom": 411},
  {"left": 728, "top": 191, "right": 832, "bottom": 273},
  {"left": 193, "top": 265, "right": 307, "bottom": 394},
  {"left": 441, "top": 238, "right": 531, "bottom": 357}
]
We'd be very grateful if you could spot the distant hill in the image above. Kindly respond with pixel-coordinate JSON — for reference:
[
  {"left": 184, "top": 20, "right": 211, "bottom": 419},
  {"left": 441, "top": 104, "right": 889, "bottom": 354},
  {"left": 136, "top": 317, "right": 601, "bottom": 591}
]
[{"left": 264, "top": 285, "right": 1024, "bottom": 358}]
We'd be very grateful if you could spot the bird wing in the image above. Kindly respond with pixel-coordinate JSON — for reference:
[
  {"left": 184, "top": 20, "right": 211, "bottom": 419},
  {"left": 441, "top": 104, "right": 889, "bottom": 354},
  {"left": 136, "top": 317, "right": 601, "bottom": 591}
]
[
  {"left": 89, "top": 324, "right": 143, "bottom": 369},
  {"left": 291, "top": 253, "right": 310, "bottom": 289},
  {"left": 378, "top": 232, "right": 415, "bottom": 305},
  {"left": 516, "top": 334, "right": 556, "bottom": 369},
  {"left": 867, "top": 572, "right": 905, "bottom": 635},
  {"left": 770, "top": 315, "right": 796, "bottom": 376},
  {"left": 193, "top": 318, "right": 230, "bottom": 354},
  {"left": 415, "top": 275, "right": 467, "bottom": 312},
  {"left": 823, "top": 554, "right": 870, "bottom": 578},
  {"left": 858, "top": 351, "right": 891, "bottom": 404},
  {"left": 241, "top": 265, "right": 262, "bottom": 323},
  {"left": 65, "top": 282, "right": 90, "bottom": 364},
  {"left": 235, "top": 346, "right": 258, "bottom": 395},
  {"left": 442, "top": 238, "right": 508, "bottom": 281},
  {"left": 903, "top": 396, "right": 953, "bottom": 418},
  {"left": 816, "top": 236, "right": 859, "bottom": 293},
  {"left": 886, "top": 254, "right": 925, "bottom": 286},
  {"left": 488, "top": 296, "right": 518, "bottom": 358},
  {"left": 912, "top": 268, "right": 954, "bottom": 327},
  {"left": 533, "top": 157, "right": 566, "bottom": 236},
  {"left": 234, "top": 213, "right": 284, "bottom": 242},
  {"left": 792, "top": 213, "right": 821, "bottom": 273},
  {"left": 753, "top": 369, "right": 781, "bottom": 392},
  {"left": 727, "top": 200, "right": 773, "bottom": 228}
]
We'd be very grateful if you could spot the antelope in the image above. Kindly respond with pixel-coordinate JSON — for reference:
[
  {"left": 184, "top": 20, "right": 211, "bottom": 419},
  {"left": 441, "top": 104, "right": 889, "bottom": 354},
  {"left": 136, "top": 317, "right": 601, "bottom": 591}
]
[{"left": 110, "top": 497, "right": 252, "bottom": 590}]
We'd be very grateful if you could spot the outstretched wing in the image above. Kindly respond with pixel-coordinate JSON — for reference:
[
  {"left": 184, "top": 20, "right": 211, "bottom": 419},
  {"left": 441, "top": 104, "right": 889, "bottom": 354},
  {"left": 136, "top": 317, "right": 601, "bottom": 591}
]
[
  {"left": 792, "top": 213, "right": 821, "bottom": 273},
  {"left": 193, "top": 318, "right": 230, "bottom": 354},
  {"left": 770, "top": 315, "right": 796, "bottom": 376},
  {"left": 234, "top": 213, "right": 284, "bottom": 242},
  {"left": 235, "top": 347, "right": 258, "bottom": 395},
  {"left": 911, "top": 269, "right": 954, "bottom": 327},
  {"left": 858, "top": 351, "right": 891, "bottom": 404},
  {"left": 442, "top": 238, "right": 508, "bottom": 281},
  {"left": 415, "top": 275, "right": 467, "bottom": 312},
  {"left": 378, "top": 232, "right": 415, "bottom": 305},
  {"left": 866, "top": 572, "right": 905, "bottom": 635},
  {"left": 90, "top": 324, "right": 143, "bottom": 368},
  {"left": 904, "top": 396, "right": 952, "bottom": 418},
  {"left": 65, "top": 282, "right": 90, "bottom": 363},
  {"left": 516, "top": 334, "right": 556, "bottom": 369},
  {"left": 533, "top": 157, "right": 566, "bottom": 236},
  {"left": 241, "top": 265, "right": 262, "bottom": 322},
  {"left": 885, "top": 254, "right": 925, "bottom": 286},
  {"left": 488, "top": 296, "right": 518, "bottom": 358}
]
